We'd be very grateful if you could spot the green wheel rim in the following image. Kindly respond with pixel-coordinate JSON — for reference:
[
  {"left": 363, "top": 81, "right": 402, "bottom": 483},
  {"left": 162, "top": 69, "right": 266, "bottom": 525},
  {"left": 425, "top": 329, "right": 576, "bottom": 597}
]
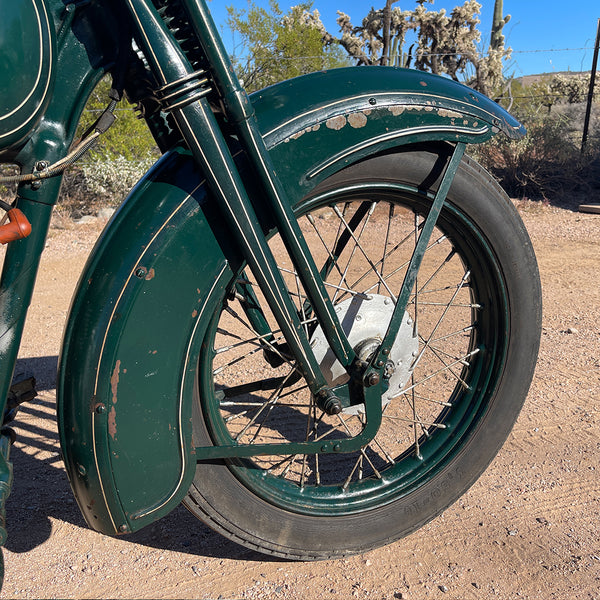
[{"left": 199, "top": 184, "right": 508, "bottom": 516}]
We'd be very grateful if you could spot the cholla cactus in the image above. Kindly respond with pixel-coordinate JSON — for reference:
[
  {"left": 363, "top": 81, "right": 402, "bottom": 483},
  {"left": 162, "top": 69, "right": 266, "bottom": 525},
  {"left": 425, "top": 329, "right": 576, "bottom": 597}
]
[
  {"left": 491, "top": 0, "right": 511, "bottom": 51},
  {"left": 328, "top": 0, "right": 511, "bottom": 97}
]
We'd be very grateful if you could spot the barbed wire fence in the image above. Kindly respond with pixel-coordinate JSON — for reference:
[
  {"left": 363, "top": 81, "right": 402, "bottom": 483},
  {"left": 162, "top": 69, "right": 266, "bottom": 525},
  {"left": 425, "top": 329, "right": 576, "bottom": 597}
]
[{"left": 232, "top": 44, "right": 599, "bottom": 112}]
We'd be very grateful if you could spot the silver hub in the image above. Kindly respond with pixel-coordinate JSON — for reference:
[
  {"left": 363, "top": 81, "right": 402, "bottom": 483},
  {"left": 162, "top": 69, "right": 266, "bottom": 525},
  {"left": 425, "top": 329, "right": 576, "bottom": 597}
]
[{"left": 310, "top": 294, "right": 419, "bottom": 414}]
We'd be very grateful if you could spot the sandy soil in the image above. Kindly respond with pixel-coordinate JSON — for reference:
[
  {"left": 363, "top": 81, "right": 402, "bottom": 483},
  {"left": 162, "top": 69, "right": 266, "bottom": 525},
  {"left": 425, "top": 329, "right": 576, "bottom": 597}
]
[{"left": 1, "top": 202, "right": 599, "bottom": 600}]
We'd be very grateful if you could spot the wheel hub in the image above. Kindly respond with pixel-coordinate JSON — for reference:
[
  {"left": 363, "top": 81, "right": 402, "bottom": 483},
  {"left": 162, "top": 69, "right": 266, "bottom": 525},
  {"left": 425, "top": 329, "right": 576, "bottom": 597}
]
[{"left": 310, "top": 294, "right": 419, "bottom": 414}]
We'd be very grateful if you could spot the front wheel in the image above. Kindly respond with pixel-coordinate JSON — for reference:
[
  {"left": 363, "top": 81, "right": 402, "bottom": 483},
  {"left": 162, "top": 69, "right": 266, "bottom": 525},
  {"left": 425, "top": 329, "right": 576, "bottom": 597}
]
[{"left": 184, "top": 147, "right": 541, "bottom": 559}]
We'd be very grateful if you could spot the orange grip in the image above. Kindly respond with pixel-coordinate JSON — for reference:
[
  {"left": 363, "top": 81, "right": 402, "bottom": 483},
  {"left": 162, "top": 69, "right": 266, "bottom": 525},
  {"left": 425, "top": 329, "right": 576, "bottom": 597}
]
[{"left": 0, "top": 209, "right": 32, "bottom": 244}]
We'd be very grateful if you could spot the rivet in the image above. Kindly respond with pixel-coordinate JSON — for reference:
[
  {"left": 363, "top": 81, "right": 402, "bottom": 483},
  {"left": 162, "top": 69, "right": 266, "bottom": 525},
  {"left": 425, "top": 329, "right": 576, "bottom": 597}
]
[
  {"left": 95, "top": 404, "right": 106, "bottom": 414},
  {"left": 369, "top": 97, "right": 377, "bottom": 105},
  {"left": 135, "top": 267, "right": 147, "bottom": 279}
]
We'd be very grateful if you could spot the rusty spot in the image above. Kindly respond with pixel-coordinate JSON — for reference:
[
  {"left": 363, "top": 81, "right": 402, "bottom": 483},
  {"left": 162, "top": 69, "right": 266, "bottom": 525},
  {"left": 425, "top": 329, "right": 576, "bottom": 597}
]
[
  {"left": 145, "top": 268, "right": 155, "bottom": 281},
  {"left": 348, "top": 112, "right": 368, "bottom": 129},
  {"left": 326, "top": 115, "right": 346, "bottom": 131},
  {"left": 192, "top": 309, "right": 198, "bottom": 318},
  {"left": 420, "top": 81, "right": 428, "bottom": 87},
  {"left": 108, "top": 406, "right": 117, "bottom": 440}
]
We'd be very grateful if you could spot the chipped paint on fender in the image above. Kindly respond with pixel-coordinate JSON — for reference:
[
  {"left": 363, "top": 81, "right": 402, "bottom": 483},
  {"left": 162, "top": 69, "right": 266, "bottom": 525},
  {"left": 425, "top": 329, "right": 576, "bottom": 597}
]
[
  {"left": 108, "top": 359, "right": 120, "bottom": 440},
  {"left": 348, "top": 112, "right": 368, "bottom": 129},
  {"left": 388, "top": 105, "right": 406, "bottom": 116},
  {"left": 438, "top": 108, "right": 464, "bottom": 120},
  {"left": 326, "top": 115, "right": 346, "bottom": 131}
]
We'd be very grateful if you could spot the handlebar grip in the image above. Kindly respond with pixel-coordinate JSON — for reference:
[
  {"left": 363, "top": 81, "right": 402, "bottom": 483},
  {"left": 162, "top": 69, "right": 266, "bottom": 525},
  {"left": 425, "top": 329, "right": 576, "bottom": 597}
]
[{"left": 0, "top": 209, "right": 32, "bottom": 244}]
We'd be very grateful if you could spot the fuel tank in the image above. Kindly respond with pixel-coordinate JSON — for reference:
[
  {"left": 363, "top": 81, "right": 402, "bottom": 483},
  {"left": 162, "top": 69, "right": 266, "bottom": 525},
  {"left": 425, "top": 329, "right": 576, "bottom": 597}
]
[{"left": 0, "top": 0, "right": 56, "bottom": 153}]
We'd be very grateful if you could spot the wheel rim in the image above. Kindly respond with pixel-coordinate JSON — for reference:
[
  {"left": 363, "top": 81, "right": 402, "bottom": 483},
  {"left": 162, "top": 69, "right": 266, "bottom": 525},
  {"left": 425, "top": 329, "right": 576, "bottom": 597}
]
[{"left": 199, "top": 184, "right": 508, "bottom": 516}]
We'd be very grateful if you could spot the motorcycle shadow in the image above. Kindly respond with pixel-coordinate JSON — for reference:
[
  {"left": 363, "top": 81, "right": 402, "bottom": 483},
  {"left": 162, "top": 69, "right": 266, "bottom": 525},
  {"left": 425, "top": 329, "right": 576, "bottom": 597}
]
[{"left": 5, "top": 357, "right": 268, "bottom": 563}]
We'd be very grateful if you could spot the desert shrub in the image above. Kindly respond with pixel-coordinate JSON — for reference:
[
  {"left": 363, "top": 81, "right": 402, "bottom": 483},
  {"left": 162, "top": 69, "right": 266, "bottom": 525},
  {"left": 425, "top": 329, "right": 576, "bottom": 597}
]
[
  {"left": 59, "top": 155, "right": 157, "bottom": 218},
  {"left": 472, "top": 106, "right": 600, "bottom": 208}
]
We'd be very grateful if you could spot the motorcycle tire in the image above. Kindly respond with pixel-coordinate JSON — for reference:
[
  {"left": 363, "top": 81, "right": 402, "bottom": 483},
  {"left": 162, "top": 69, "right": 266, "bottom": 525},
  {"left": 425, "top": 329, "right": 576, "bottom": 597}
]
[{"left": 184, "top": 145, "right": 542, "bottom": 560}]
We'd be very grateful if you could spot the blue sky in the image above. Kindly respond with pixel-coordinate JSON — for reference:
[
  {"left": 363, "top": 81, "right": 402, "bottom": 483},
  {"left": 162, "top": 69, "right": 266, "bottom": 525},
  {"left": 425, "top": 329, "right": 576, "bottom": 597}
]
[{"left": 206, "top": 0, "right": 600, "bottom": 76}]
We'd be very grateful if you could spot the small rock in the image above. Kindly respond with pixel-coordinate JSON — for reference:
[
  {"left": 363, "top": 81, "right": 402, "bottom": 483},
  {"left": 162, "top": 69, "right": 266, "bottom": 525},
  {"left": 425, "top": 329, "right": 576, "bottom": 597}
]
[
  {"left": 536, "top": 517, "right": 549, "bottom": 525},
  {"left": 76, "top": 215, "right": 97, "bottom": 225},
  {"left": 439, "top": 585, "right": 448, "bottom": 593},
  {"left": 98, "top": 207, "right": 116, "bottom": 220},
  {"left": 567, "top": 327, "right": 579, "bottom": 334}
]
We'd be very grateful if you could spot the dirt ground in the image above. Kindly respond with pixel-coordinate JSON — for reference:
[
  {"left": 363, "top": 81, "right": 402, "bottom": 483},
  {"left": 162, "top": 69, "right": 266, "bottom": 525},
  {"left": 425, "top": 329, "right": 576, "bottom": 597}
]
[{"left": 1, "top": 201, "right": 599, "bottom": 599}]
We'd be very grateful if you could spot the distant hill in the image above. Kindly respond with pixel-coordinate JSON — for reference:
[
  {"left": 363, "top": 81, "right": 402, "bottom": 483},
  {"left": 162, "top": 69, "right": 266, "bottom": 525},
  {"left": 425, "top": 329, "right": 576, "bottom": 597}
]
[{"left": 517, "top": 71, "right": 591, "bottom": 86}]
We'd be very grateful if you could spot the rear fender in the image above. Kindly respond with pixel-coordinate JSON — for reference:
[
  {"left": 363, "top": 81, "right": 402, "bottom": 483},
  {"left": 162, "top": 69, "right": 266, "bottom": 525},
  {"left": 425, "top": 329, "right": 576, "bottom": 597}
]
[{"left": 58, "top": 67, "right": 521, "bottom": 535}]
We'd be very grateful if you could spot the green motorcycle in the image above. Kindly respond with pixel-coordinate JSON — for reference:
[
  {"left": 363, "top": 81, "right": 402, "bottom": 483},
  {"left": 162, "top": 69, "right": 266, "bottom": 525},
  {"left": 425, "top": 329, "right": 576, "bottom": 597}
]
[{"left": 0, "top": 0, "right": 541, "bottom": 584}]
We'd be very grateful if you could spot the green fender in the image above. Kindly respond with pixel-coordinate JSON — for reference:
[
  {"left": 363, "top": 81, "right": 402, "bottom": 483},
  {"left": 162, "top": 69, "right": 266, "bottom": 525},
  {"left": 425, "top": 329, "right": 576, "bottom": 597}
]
[{"left": 57, "top": 67, "right": 522, "bottom": 536}]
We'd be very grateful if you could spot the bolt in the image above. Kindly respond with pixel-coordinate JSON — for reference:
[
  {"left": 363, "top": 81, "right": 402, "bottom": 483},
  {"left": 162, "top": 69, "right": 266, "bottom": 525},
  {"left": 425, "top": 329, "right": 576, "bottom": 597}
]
[
  {"left": 369, "top": 97, "right": 377, "bottom": 106},
  {"left": 382, "top": 348, "right": 390, "bottom": 355},
  {"left": 119, "top": 524, "right": 129, "bottom": 533},
  {"left": 367, "top": 372, "right": 380, "bottom": 386},
  {"left": 95, "top": 404, "right": 106, "bottom": 414},
  {"left": 35, "top": 161, "right": 49, "bottom": 171},
  {"left": 135, "top": 267, "right": 147, "bottom": 279}
]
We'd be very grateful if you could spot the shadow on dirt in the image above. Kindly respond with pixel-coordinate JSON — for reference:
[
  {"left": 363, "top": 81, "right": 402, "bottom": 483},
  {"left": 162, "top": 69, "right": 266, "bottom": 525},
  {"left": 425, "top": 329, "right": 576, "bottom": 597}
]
[{"left": 5, "top": 357, "right": 270, "bottom": 563}]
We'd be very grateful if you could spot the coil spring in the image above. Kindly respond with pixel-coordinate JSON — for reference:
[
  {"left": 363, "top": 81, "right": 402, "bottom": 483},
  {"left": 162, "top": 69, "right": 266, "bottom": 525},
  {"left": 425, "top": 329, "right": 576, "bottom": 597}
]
[{"left": 152, "top": 0, "right": 209, "bottom": 75}]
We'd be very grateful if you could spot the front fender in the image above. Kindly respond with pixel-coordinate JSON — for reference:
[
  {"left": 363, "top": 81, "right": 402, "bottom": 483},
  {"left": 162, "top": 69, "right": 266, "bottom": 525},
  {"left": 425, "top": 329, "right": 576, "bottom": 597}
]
[
  {"left": 58, "top": 151, "right": 242, "bottom": 534},
  {"left": 253, "top": 67, "right": 524, "bottom": 201},
  {"left": 58, "top": 67, "right": 522, "bottom": 536}
]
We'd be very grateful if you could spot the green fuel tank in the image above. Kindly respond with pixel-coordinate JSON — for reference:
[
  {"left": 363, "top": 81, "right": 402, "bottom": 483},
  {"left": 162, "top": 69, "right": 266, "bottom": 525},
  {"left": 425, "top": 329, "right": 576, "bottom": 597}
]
[{"left": 0, "top": 0, "right": 56, "bottom": 153}]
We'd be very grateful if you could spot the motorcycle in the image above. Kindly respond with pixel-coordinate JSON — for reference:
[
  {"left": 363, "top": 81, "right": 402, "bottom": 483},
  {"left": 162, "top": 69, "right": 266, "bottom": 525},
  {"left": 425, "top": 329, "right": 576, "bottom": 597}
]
[{"left": 0, "top": 0, "right": 542, "bottom": 586}]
